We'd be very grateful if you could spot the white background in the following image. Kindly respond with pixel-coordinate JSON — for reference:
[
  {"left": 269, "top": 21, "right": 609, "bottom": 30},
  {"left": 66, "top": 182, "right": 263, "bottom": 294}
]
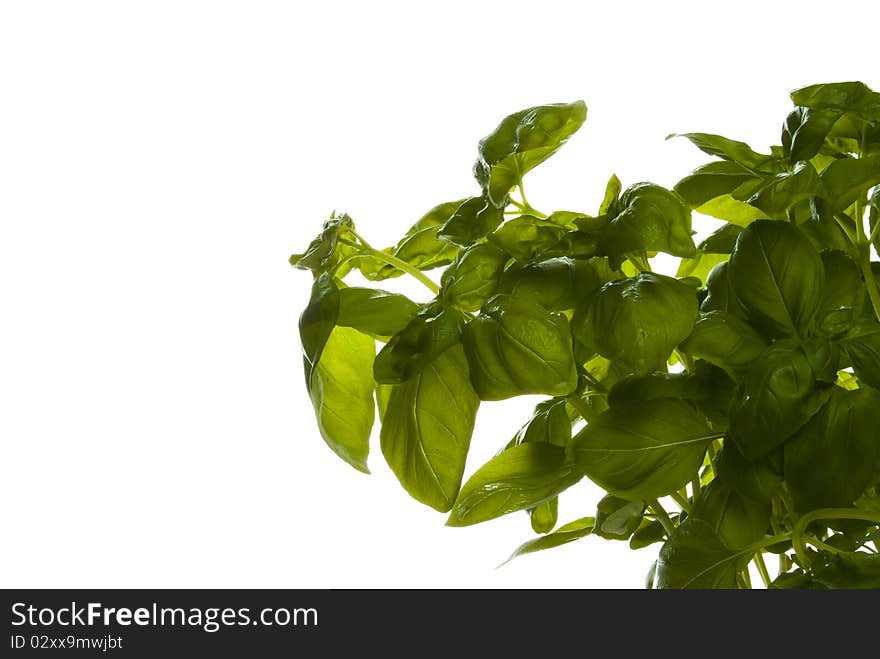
[{"left": 2, "top": 1, "right": 878, "bottom": 589}]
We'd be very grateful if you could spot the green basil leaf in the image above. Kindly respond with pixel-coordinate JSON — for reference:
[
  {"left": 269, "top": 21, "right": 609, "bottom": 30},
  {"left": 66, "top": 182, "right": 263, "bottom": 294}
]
[
  {"left": 299, "top": 273, "right": 340, "bottom": 386},
  {"left": 289, "top": 213, "right": 359, "bottom": 274},
  {"left": 819, "top": 154, "right": 880, "bottom": 214},
  {"left": 728, "top": 219, "right": 825, "bottom": 339},
  {"left": 599, "top": 183, "right": 696, "bottom": 258},
  {"left": 715, "top": 442, "right": 783, "bottom": 504},
  {"left": 607, "top": 371, "right": 710, "bottom": 409},
  {"left": 337, "top": 287, "right": 420, "bottom": 339},
  {"left": 669, "top": 132, "right": 780, "bottom": 173},
  {"left": 488, "top": 215, "right": 568, "bottom": 262},
  {"left": 781, "top": 107, "right": 842, "bottom": 164},
  {"left": 771, "top": 571, "right": 824, "bottom": 589},
  {"left": 463, "top": 294, "right": 578, "bottom": 400},
  {"left": 816, "top": 250, "right": 866, "bottom": 337},
  {"left": 498, "top": 257, "right": 602, "bottom": 311},
  {"left": 501, "top": 516, "right": 595, "bottom": 565},
  {"left": 474, "top": 101, "right": 587, "bottom": 207},
  {"left": 572, "top": 398, "right": 715, "bottom": 500},
  {"left": 594, "top": 495, "right": 646, "bottom": 541},
  {"left": 437, "top": 195, "right": 505, "bottom": 247},
  {"left": 674, "top": 161, "right": 759, "bottom": 209},
  {"left": 366, "top": 200, "right": 465, "bottom": 279},
  {"left": 869, "top": 188, "right": 879, "bottom": 254},
  {"left": 656, "top": 518, "right": 742, "bottom": 589},
  {"left": 308, "top": 325, "right": 376, "bottom": 473},
  {"left": 809, "top": 551, "right": 880, "bottom": 589},
  {"left": 629, "top": 519, "right": 667, "bottom": 550},
  {"left": 373, "top": 302, "right": 465, "bottom": 384},
  {"left": 700, "top": 261, "right": 742, "bottom": 315},
  {"left": 841, "top": 321, "right": 880, "bottom": 391},
  {"left": 698, "top": 224, "right": 744, "bottom": 254},
  {"left": 784, "top": 387, "right": 880, "bottom": 511},
  {"left": 579, "top": 273, "right": 699, "bottom": 375},
  {"left": 380, "top": 345, "right": 480, "bottom": 512},
  {"left": 529, "top": 497, "right": 558, "bottom": 534},
  {"left": 790, "top": 81, "right": 880, "bottom": 123},
  {"left": 728, "top": 343, "right": 831, "bottom": 459},
  {"left": 736, "top": 162, "right": 824, "bottom": 219},
  {"left": 679, "top": 310, "right": 769, "bottom": 377},
  {"left": 447, "top": 442, "right": 583, "bottom": 526},
  {"left": 690, "top": 479, "right": 770, "bottom": 550},
  {"left": 440, "top": 243, "right": 508, "bottom": 312},
  {"left": 512, "top": 398, "right": 572, "bottom": 447}
]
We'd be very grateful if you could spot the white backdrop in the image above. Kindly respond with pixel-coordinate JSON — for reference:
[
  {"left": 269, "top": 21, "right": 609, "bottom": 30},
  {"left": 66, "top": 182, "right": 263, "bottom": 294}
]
[{"left": 2, "top": 0, "right": 877, "bottom": 588}]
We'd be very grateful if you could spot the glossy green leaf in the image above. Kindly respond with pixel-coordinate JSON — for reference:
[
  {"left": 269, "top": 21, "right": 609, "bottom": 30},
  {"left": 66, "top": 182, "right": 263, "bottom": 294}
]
[
  {"left": 809, "top": 551, "right": 880, "bottom": 589},
  {"left": 308, "top": 325, "right": 375, "bottom": 473},
  {"left": 512, "top": 398, "right": 572, "bottom": 447},
  {"left": 629, "top": 519, "right": 667, "bottom": 550},
  {"left": 501, "top": 516, "right": 595, "bottom": 565},
  {"left": 447, "top": 442, "right": 582, "bottom": 526},
  {"left": 869, "top": 189, "right": 879, "bottom": 254},
  {"left": 440, "top": 243, "right": 508, "bottom": 312},
  {"left": 498, "top": 257, "right": 602, "bottom": 311},
  {"left": 572, "top": 398, "right": 715, "bottom": 500},
  {"left": 690, "top": 479, "right": 769, "bottom": 549},
  {"left": 474, "top": 101, "right": 588, "bottom": 207},
  {"left": 700, "top": 261, "right": 741, "bottom": 314},
  {"left": 607, "top": 371, "right": 710, "bottom": 409},
  {"left": 790, "top": 81, "right": 880, "bottom": 123},
  {"left": 594, "top": 495, "right": 645, "bottom": 541},
  {"left": 488, "top": 215, "right": 568, "bottom": 262},
  {"left": 337, "top": 287, "right": 419, "bottom": 339},
  {"left": 841, "top": 321, "right": 880, "bottom": 390},
  {"left": 463, "top": 294, "right": 578, "bottom": 400},
  {"left": 656, "top": 518, "right": 742, "bottom": 589},
  {"left": 529, "top": 497, "right": 558, "bottom": 534},
  {"left": 819, "top": 154, "right": 880, "bottom": 214},
  {"left": 698, "top": 224, "right": 744, "bottom": 254},
  {"left": 692, "top": 193, "right": 770, "bottom": 226},
  {"left": 299, "top": 273, "right": 340, "bottom": 386},
  {"left": 438, "top": 195, "right": 505, "bottom": 247},
  {"left": 816, "top": 250, "right": 866, "bottom": 337},
  {"left": 674, "top": 161, "right": 760, "bottom": 209},
  {"left": 736, "top": 162, "right": 823, "bottom": 219},
  {"left": 669, "top": 132, "right": 780, "bottom": 172},
  {"left": 373, "top": 303, "right": 465, "bottom": 384},
  {"left": 368, "top": 200, "right": 465, "bottom": 279},
  {"left": 784, "top": 387, "right": 880, "bottom": 511},
  {"left": 781, "top": 107, "right": 842, "bottom": 164},
  {"left": 599, "top": 183, "right": 696, "bottom": 258},
  {"left": 579, "top": 273, "right": 699, "bottom": 375},
  {"left": 381, "top": 345, "right": 480, "bottom": 512},
  {"left": 728, "top": 342, "right": 831, "bottom": 459},
  {"left": 715, "top": 442, "right": 783, "bottom": 504},
  {"left": 728, "top": 219, "right": 825, "bottom": 339},
  {"left": 679, "top": 310, "right": 769, "bottom": 377},
  {"left": 289, "top": 213, "right": 358, "bottom": 274}
]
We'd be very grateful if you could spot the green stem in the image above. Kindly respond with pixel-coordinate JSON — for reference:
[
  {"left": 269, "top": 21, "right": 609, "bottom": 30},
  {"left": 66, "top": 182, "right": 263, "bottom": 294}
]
[
  {"left": 670, "top": 490, "right": 692, "bottom": 514},
  {"left": 647, "top": 499, "right": 676, "bottom": 537},
  {"left": 870, "top": 216, "right": 880, "bottom": 244},
  {"left": 566, "top": 394, "right": 593, "bottom": 421},
  {"left": 791, "top": 508, "right": 880, "bottom": 568},
  {"left": 691, "top": 475, "right": 702, "bottom": 501},
  {"left": 580, "top": 370, "right": 608, "bottom": 394},
  {"left": 754, "top": 552, "right": 771, "bottom": 588},
  {"left": 739, "top": 567, "right": 752, "bottom": 589},
  {"left": 834, "top": 214, "right": 858, "bottom": 245},
  {"left": 347, "top": 231, "right": 440, "bottom": 294},
  {"left": 859, "top": 258, "right": 880, "bottom": 323}
]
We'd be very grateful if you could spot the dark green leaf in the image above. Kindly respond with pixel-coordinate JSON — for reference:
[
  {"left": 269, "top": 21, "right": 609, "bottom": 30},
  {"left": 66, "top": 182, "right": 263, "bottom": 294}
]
[
  {"left": 608, "top": 371, "right": 710, "bottom": 409},
  {"left": 438, "top": 196, "right": 505, "bottom": 247},
  {"left": 690, "top": 479, "right": 769, "bottom": 549},
  {"left": 367, "top": 200, "right": 465, "bottom": 279},
  {"left": 529, "top": 497, "right": 558, "bottom": 534},
  {"left": 698, "top": 224, "right": 744, "bottom": 254},
  {"left": 784, "top": 387, "right": 880, "bottom": 511},
  {"left": 715, "top": 442, "right": 783, "bottom": 504},
  {"left": 498, "top": 257, "right": 602, "bottom": 311},
  {"left": 656, "top": 518, "right": 742, "bottom": 589},
  {"left": 289, "top": 213, "right": 358, "bottom": 274},
  {"left": 447, "top": 442, "right": 582, "bottom": 526},
  {"left": 578, "top": 273, "right": 699, "bottom": 375},
  {"left": 816, "top": 250, "right": 866, "bottom": 337},
  {"left": 728, "top": 220, "right": 825, "bottom": 339},
  {"left": 669, "top": 132, "right": 780, "bottom": 172},
  {"left": 381, "top": 345, "right": 480, "bottom": 512},
  {"left": 736, "top": 162, "right": 823, "bottom": 219},
  {"left": 572, "top": 398, "right": 715, "bottom": 500},
  {"left": 790, "top": 81, "right": 880, "bottom": 123},
  {"left": 463, "top": 294, "right": 578, "bottom": 400},
  {"left": 810, "top": 551, "right": 880, "bottom": 589},
  {"left": 373, "top": 302, "right": 465, "bottom": 384},
  {"left": 474, "top": 101, "right": 588, "bottom": 207},
  {"left": 488, "top": 215, "right": 568, "bottom": 262},
  {"left": 819, "top": 154, "right": 880, "bottom": 214},
  {"left": 599, "top": 183, "right": 696, "bottom": 258},
  {"left": 781, "top": 107, "right": 842, "bottom": 165},
  {"left": 440, "top": 243, "right": 508, "bottom": 312},
  {"left": 869, "top": 188, "right": 879, "bottom": 254},
  {"left": 841, "top": 321, "right": 880, "bottom": 390},
  {"left": 679, "top": 310, "right": 769, "bottom": 377},
  {"left": 594, "top": 495, "right": 645, "bottom": 541},
  {"left": 337, "top": 287, "right": 419, "bottom": 339},
  {"left": 299, "top": 273, "right": 340, "bottom": 386},
  {"left": 501, "top": 516, "right": 595, "bottom": 565},
  {"left": 512, "top": 398, "right": 572, "bottom": 447},
  {"left": 307, "top": 326, "right": 375, "bottom": 473},
  {"left": 629, "top": 519, "right": 667, "bottom": 550},
  {"left": 771, "top": 570, "right": 824, "bottom": 589},
  {"left": 728, "top": 342, "right": 831, "bottom": 459},
  {"left": 700, "top": 261, "right": 741, "bottom": 315},
  {"left": 673, "top": 162, "right": 769, "bottom": 226}
]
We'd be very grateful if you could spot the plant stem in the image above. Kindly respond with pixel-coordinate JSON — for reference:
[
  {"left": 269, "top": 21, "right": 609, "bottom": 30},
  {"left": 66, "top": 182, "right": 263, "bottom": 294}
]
[
  {"left": 647, "top": 499, "right": 676, "bottom": 537},
  {"left": 791, "top": 508, "right": 880, "bottom": 568},
  {"left": 859, "top": 258, "right": 880, "bottom": 323},
  {"left": 670, "top": 490, "right": 691, "bottom": 514},
  {"left": 754, "top": 552, "right": 771, "bottom": 588},
  {"left": 566, "top": 393, "right": 593, "bottom": 421},
  {"left": 739, "top": 567, "right": 752, "bottom": 589},
  {"left": 348, "top": 230, "right": 440, "bottom": 294},
  {"left": 691, "top": 475, "right": 701, "bottom": 501}
]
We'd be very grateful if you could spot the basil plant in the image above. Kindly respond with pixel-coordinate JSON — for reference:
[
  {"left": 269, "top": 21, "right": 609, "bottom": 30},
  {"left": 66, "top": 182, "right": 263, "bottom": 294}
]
[{"left": 291, "top": 82, "right": 880, "bottom": 588}]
